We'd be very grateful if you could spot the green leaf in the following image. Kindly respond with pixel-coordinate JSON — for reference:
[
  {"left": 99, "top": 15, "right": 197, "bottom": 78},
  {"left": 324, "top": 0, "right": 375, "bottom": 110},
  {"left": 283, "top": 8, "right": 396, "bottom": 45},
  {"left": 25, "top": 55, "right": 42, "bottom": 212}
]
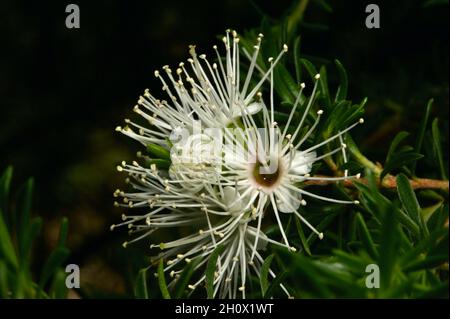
[
  {"left": 20, "top": 217, "right": 42, "bottom": 266},
  {"left": 431, "top": 118, "right": 447, "bottom": 180},
  {"left": 334, "top": 59, "right": 348, "bottom": 102},
  {"left": 57, "top": 217, "right": 69, "bottom": 247},
  {"left": 134, "top": 268, "right": 149, "bottom": 299},
  {"left": 49, "top": 269, "right": 69, "bottom": 299},
  {"left": 173, "top": 258, "right": 199, "bottom": 298},
  {"left": 146, "top": 143, "right": 170, "bottom": 160},
  {"left": 0, "top": 260, "right": 9, "bottom": 298},
  {"left": 293, "top": 36, "right": 302, "bottom": 83},
  {"left": 263, "top": 270, "right": 288, "bottom": 298},
  {"left": 0, "top": 166, "right": 13, "bottom": 222},
  {"left": 274, "top": 63, "right": 298, "bottom": 103},
  {"left": 312, "top": 0, "right": 333, "bottom": 12},
  {"left": 385, "top": 131, "right": 410, "bottom": 163},
  {"left": 300, "top": 58, "right": 318, "bottom": 79},
  {"left": 205, "top": 244, "right": 225, "bottom": 299},
  {"left": 378, "top": 205, "right": 400, "bottom": 289},
  {"left": 403, "top": 254, "right": 448, "bottom": 272},
  {"left": 0, "top": 208, "right": 18, "bottom": 269},
  {"left": 416, "top": 281, "right": 449, "bottom": 298},
  {"left": 400, "top": 227, "right": 447, "bottom": 265},
  {"left": 17, "top": 178, "right": 34, "bottom": 261},
  {"left": 396, "top": 174, "right": 427, "bottom": 236},
  {"left": 381, "top": 152, "right": 424, "bottom": 180},
  {"left": 295, "top": 218, "right": 311, "bottom": 255},
  {"left": 39, "top": 246, "right": 70, "bottom": 289},
  {"left": 411, "top": 99, "right": 433, "bottom": 173},
  {"left": 157, "top": 259, "right": 171, "bottom": 299},
  {"left": 319, "top": 66, "right": 332, "bottom": 108},
  {"left": 355, "top": 213, "right": 378, "bottom": 259},
  {"left": 260, "top": 254, "right": 274, "bottom": 297}
]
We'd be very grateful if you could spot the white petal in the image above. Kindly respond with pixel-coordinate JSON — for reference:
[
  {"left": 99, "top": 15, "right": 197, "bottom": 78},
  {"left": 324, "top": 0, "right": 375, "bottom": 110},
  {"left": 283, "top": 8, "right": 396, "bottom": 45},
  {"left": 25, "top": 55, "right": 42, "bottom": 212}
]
[
  {"left": 222, "top": 186, "right": 243, "bottom": 216},
  {"left": 245, "top": 102, "right": 263, "bottom": 115},
  {"left": 290, "top": 151, "right": 316, "bottom": 175},
  {"left": 276, "top": 186, "right": 301, "bottom": 213}
]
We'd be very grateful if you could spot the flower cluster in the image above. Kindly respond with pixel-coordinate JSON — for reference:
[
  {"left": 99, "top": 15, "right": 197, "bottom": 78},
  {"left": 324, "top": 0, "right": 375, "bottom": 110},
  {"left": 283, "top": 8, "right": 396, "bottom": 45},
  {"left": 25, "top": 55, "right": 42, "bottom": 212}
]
[{"left": 112, "top": 30, "right": 362, "bottom": 298}]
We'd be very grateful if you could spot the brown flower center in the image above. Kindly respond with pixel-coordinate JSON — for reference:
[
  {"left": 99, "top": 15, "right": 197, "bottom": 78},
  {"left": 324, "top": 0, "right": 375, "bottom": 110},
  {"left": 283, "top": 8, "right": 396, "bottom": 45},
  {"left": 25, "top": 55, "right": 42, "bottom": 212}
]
[{"left": 252, "top": 161, "right": 282, "bottom": 187}]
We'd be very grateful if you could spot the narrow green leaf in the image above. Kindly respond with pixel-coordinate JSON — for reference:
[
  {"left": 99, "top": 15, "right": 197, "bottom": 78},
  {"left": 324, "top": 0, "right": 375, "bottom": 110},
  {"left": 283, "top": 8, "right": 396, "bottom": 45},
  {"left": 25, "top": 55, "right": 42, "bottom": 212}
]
[
  {"left": 263, "top": 270, "right": 287, "bottom": 298},
  {"left": 355, "top": 213, "right": 378, "bottom": 259},
  {"left": 49, "top": 269, "right": 69, "bottom": 299},
  {"left": 396, "top": 207, "right": 421, "bottom": 238},
  {"left": 401, "top": 227, "right": 447, "bottom": 265},
  {"left": 205, "top": 244, "right": 225, "bottom": 299},
  {"left": 416, "top": 281, "right": 449, "bottom": 298},
  {"left": 411, "top": 99, "right": 433, "bottom": 173},
  {"left": 21, "top": 217, "right": 42, "bottom": 266},
  {"left": 431, "top": 118, "right": 447, "bottom": 179},
  {"left": 295, "top": 218, "right": 311, "bottom": 255},
  {"left": 57, "top": 217, "right": 69, "bottom": 247},
  {"left": 0, "top": 166, "right": 13, "bottom": 222},
  {"left": 157, "top": 259, "right": 171, "bottom": 299},
  {"left": 379, "top": 205, "right": 399, "bottom": 289},
  {"left": 385, "top": 131, "right": 410, "bottom": 163},
  {"left": 403, "top": 254, "right": 448, "bottom": 272},
  {"left": 173, "top": 258, "right": 199, "bottom": 298},
  {"left": 381, "top": 152, "right": 424, "bottom": 180},
  {"left": 293, "top": 36, "right": 302, "bottom": 83},
  {"left": 0, "top": 260, "right": 9, "bottom": 298},
  {"left": 319, "top": 66, "right": 332, "bottom": 108},
  {"left": 396, "top": 174, "right": 427, "bottom": 236},
  {"left": 0, "top": 209, "right": 18, "bottom": 269},
  {"left": 39, "top": 246, "right": 70, "bottom": 289},
  {"left": 273, "top": 63, "right": 299, "bottom": 104},
  {"left": 334, "top": 59, "right": 348, "bottom": 102},
  {"left": 134, "top": 268, "right": 149, "bottom": 299},
  {"left": 313, "top": 0, "right": 333, "bottom": 12},
  {"left": 300, "top": 58, "right": 318, "bottom": 79},
  {"left": 260, "top": 254, "right": 274, "bottom": 297},
  {"left": 18, "top": 178, "right": 34, "bottom": 260}
]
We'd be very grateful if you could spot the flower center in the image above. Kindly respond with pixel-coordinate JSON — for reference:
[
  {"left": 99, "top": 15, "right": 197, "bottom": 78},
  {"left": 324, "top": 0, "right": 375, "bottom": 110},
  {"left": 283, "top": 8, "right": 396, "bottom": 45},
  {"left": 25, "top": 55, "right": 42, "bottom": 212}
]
[{"left": 252, "top": 161, "right": 282, "bottom": 188}]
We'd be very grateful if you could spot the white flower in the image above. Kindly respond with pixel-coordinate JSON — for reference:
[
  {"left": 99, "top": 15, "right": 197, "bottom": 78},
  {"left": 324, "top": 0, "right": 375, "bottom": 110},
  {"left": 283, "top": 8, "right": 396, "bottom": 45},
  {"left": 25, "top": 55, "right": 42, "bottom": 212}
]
[
  {"left": 212, "top": 73, "right": 364, "bottom": 257},
  {"left": 113, "top": 161, "right": 291, "bottom": 298},
  {"left": 113, "top": 30, "right": 294, "bottom": 298},
  {"left": 115, "top": 29, "right": 286, "bottom": 149},
  {"left": 113, "top": 29, "right": 364, "bottom": 299}
]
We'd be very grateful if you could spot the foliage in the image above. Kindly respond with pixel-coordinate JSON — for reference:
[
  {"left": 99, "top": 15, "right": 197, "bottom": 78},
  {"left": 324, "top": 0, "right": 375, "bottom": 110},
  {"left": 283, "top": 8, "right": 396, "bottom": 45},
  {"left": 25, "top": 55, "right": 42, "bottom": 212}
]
[
  {"left": 133, "top": 0, "right": 448, "bottom": 299},
  {"left": 0, "top": 0, "right": 447, "bottom": 299},
  {"left": 0, "top": 166, "right": 70, "bottom": 298}
]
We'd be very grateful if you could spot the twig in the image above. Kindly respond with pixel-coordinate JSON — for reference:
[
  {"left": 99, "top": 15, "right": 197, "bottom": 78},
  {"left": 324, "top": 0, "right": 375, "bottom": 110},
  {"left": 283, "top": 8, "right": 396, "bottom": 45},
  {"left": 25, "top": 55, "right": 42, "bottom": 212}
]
[{"left": 304, "top": 174, "right": 449, "bottom": 192}]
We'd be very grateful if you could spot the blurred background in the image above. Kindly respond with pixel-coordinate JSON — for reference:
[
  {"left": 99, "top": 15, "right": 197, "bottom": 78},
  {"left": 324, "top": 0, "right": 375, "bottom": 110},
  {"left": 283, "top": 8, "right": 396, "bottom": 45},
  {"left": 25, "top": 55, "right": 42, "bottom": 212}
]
[{"left": 0, "top": 0, "right": 448, "bottom": 297}]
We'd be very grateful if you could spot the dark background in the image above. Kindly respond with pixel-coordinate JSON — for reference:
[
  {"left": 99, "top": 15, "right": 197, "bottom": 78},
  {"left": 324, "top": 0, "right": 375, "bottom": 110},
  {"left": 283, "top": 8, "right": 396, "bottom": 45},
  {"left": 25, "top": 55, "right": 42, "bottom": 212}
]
[{"left": 0, "top": 0, "right": 448, "bottom": 296}]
